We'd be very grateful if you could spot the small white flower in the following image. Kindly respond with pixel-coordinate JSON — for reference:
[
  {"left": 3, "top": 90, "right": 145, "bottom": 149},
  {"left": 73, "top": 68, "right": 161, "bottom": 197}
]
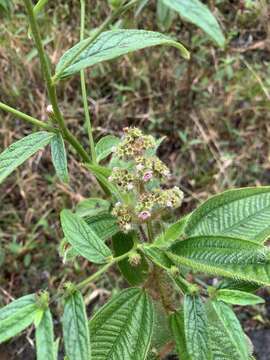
[
  {"left": 108, "top": 176, "right": 113, "bottom": 181},
  {"left": 163, "top": 170, "right": 171, "bottom": 178},
  {"left": 127, "top": 183, "right": 134, "bottom": 190},
  {"left": 115, "top": 201, "right": 122, "bottom": 207},
  {"left": 111, "top": 146, "right": 117, "bottom": 153},
  {"left": 167, "top": 201, "right": 173, "bottom": 208},
  {"left": 136, "top": 163, "right": 144, "bottom": 171},
  {"left": 46, "top": 104, "right": 54, "bottom": 116},
  {"left": 124, "top": 223, "right": 132, "bottom": 231}
]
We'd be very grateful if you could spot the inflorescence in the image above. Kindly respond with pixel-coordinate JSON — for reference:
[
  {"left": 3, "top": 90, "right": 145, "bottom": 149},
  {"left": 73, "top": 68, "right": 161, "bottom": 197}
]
[{"left": 110, "top": 127, "right": 184, "bottom": 233}]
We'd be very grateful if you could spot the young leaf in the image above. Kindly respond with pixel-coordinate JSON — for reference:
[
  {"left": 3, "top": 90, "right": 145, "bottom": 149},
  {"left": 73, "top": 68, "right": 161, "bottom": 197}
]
[
  {"left": 0, "top": 294, "right": 37, "bottom": 343},
  {"left": 154, "top": 215, "right": 190, "bottom": 248},
  {"left": 0, "top": 131, "right": 55, "bottom": 184},
  {"left": 84, "top": 213, "right": 119, "bottom": 241},
  {"left": 90, "top": 288, "right": 154, "bottom": 360},
  {"left": 169, "top": 311, "right": 191, "bottom": 360},
  {"left": 36, "top": 308, "right": 56, "bottom": 360},
  {"left": 95, "top": 135, "right": 120, "bottom": 163},
  {"left": 184, "top": 187, "right": 270, "bottom": 243},
  {"left": 168, "top": 235, "right": 270, "bottom": 285},
  {"left": 206, "top": 300, "right": 250, "bottom": 359},
  {"left": 63, "top": 290, "right": 91, "bottom": 360},
  {"left": 51, "top": 133, "right": 69, "bottom": 183},
  {"left": 60, "top": 209, "right": 111, "bottom": 264},
  {"left": 184, "top": 295, "right": 210, "bottom": 360},
  {"left": 216, "top": 289, "right": 265, "bottom": 306},
  {"left": 112, "top": 231, "right": 149, "bottom": 286},
  {"left": 76, "top": 198, "right": 111, "bottom": 218},
  {"left": 144, "top": 245, "right": 174, "bottom": 269},
  {"left": 56, "top": 29, "right": 190, "bottom": 78},
  {"left": 162, "top": 0, "right": 225, "bottom": 47}
]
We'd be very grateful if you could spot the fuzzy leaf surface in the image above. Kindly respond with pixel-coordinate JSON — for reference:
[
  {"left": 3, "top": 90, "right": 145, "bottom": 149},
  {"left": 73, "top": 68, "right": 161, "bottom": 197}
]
[
  {"left": 76, "top": 198, "right": 110, "bottom": 218},
  {"left": 51, "top": 133, "right": 69, "bottom": 183},
  {"left": 162, "top": 0, "right": 225, "bottom": 47},
  {"left": 56, "top": 29, "right": 189, "bottom": 78},
  {"left": 0, "top": 294, "right": 37, "bottom": 343},
  {"left": 95, "top": 135, "right": 121, "bottom": 163},
  {"left": 36, "top": 308, "right": 56, "bottom": 360},
  {"left": 215, "top": 289, "right": 264, "bottom": 306},
  {"left": 169, "top": 310, "right": 190, "bottom": 360},
  {"left": 60, "top": 209, "right": 111, "bottom": 264},
  {"left": 90, "top": 288, "right": 154, "bottom": 360},
  {"left": 84, "top": 213, "right": 119, "bottom": 241},
  {"left": 0, "top": 131, "right": 54, "bottom": 184},
  {"left": 63, "top": 290, "right": 91, "bottom": 360},
  {"left": 185, "top": 187, "right": 270, "bottom": 243}
]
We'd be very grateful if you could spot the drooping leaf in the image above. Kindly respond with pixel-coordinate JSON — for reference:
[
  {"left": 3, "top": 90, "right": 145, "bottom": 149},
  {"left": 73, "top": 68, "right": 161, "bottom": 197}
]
[
  {"left": 60, "top": 209, "right": 111, "bottom": 264},
  {"left": 84, "top": 212, "right": 119, "bottom": 241},
  {"left": 156, "top": 0, "right": 175, "bottom": 31},
  {"left": 184, "top": 295, "right": 210, "bottom": 360},
  {"left": 215, "top": 289, "right": 265, "bottom": 306},
  {"left": 0, "top": 131, "right": 55, "bottom": 184},
  {"left": 51, "top": 133, "right": 69, "bottom": 183},
  {"left": 184, "top": 187, "right": 270, "bottom": 243},
  {"left": 168, "top": 235, "right": 270, "bottom": 286},
  {"left": 56, "top": 29, "right": 190, "bottom": 78},
  {"left": 112, "top": 231, "right": 149, "bottom": 286},
  {"left": 169, "top": 310, "right": 191, "bottom": 360},
  {"left": 162, "top": 0, "right": 225, "bottom": 47},
  {"left": 36, "top": 308, "right": 56, "bottom": 360},
  {"left": 63, "top": 290, "right": 91, "bottom": 360},
  {"left": 90, "top": 288, "right": 154, "bottom": 360},
  {"left": 76, "top": 198, "right": 111, "bottom": 218},
  {"left": 95, "top": 135, "right": 120, "bottom": 163},
  {"left": 206, "top": 300, "right": 250, "bottom": 359},
  {"left": 0, "top": 294, "right": 37, "bottom": 343},
  {"left": 154, "top": 215, "right": 190, "bottom": 248}
]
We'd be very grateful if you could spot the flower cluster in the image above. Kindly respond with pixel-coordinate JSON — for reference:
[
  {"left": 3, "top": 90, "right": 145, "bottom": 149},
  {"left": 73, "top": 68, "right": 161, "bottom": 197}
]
[{"left": 110, "top": 127, "right": 184, "bottom": 233}]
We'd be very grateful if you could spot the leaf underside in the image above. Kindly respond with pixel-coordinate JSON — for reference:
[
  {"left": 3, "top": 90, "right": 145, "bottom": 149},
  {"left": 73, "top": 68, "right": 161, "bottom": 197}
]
[{"left": 36, "top": 308, "right": 56, "bottom": 360}]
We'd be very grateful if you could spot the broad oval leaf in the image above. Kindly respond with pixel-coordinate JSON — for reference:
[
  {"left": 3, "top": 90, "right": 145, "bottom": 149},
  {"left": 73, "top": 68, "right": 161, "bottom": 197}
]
[
  {"left": 36, "top": 308, "right": 56, "bottom": 360},
  {"left": 90, "top": 288, "right": 154, "bottom": 360},
  {"left": 112, "top": 231, "right": 149, "bottom": 286},
  {"left": 56, "top": 29, "right": 190, "bottom": 78},
  {"left": 63, "top": 290, "right": 91, "bottom": 360},
  {"left": 162, "top": 0, "right": 225, "bottom": 47},
  {"left": 184, "top": 295, "right": 210, "bottom": 360},
  {"left": 95, "top": 135, "right": 120, "bottom": 163},
  {"left": 144, "top": 245, "right": 174, "bottom": 269},
  {"left": 168, "top": 235, "right": 270, "bottom": 285},
  {"left": 51, "top": 133, "right": 69, "bottom": 183},
  {"left": 0, "top": 294, "right": 37, "bottom": 343},
  {"left": 0, "top": 131, "right": 55, "bottom": 185},
  {"left": 60, "top": 209, "right": 111, "bottom": 264},
  {"left": 184, "top": 187, "right": 270, "bottom": 243},
  {"left": 206, "top": 300, "right": 250, "bottom": 359},
  {"left": 215, "top": 289, "right": 264, "bottom": 306},
  {"left": 76, "top": 198, "right": 110, "bottom": 218},
  {"left": 169, "top": 311, "right": 191, "bottom": 360},
  {"left": 84, "top": 212, "right": 119, "bottom": 241}
]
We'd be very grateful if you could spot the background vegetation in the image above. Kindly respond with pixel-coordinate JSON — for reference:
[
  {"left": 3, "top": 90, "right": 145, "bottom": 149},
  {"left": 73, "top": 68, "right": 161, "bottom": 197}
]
[{"left": 0, "top": 0, "right": 270, "bottom": 358}]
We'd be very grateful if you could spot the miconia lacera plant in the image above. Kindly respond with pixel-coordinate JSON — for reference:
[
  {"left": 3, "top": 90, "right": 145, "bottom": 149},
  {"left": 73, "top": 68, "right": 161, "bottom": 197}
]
[{"left": 0, "top": 0, "right": 267, "bottom": 359}]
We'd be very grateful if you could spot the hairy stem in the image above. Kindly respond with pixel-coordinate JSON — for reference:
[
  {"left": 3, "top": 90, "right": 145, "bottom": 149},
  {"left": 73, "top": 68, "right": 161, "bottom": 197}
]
[
  {"left": 0, "top": 102, "right": 56, "bottom": 132},
  {"left": 80, "top": 0, "right": 97, "bottom": 163},
  {"left": 52, "top": 0, "right": 139, "bottom": 81},
  {"left": 23, "top": 0, "right": 91, "bottom": 163}
]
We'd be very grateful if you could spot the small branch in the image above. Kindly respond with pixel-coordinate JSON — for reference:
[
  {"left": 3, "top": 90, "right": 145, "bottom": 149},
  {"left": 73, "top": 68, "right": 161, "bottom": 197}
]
[{"left": 0, "top": 102, "right": 56, "bottom": 132}]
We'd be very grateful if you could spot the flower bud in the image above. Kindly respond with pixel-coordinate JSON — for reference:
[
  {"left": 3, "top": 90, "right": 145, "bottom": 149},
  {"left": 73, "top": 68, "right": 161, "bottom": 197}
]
[
  {"left": 142, "top": 170, "right": 153, "bottom": 182},
  {"left": 46, "top": 104, "right": 54, "bottom": 117},
  {"left": 138, "top": 210, "right": 151, "bottom": 221},
  {"left": 128, "top": 251, "right": 141, "bottom": 267}
]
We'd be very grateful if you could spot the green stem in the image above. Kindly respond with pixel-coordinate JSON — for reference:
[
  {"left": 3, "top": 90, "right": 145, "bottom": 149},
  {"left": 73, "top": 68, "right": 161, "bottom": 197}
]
[
  {"left": 23, "top": 0, "right": 91, "bottom": 163},
  {"left": 52, "top": 0, "right": 139, "bottom": 82},
  {"left": 76, "top": 251, "right": 131, "bottom": 291},
  {"left": 0, "top": 102, "right": 56, "bottom": 132},
  {"left": 80, "top": 0, "right": 97, "bottom": 163},
  {"left": 147, "top": 221, "right": 154, "bottom": 243}
]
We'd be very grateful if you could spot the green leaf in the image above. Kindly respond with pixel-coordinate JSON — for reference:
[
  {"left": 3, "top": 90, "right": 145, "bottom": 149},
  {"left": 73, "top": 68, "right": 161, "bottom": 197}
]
[
  {"left": 112, "top": 231, "right": 149, "bottom": 286},
  {"left": 60, "top": 209, "right": 111, "bottom": 264},
  {"left": 36, "top": 308, "right": 56, "bottom": 360},
  {"left": 0, "top": 131, "right": 55, "bottom": 185},
  {"left": 144, "top": 245, "right": 174, "bottom": 269},
  {"left": 95, "top": 135, "right": 120, "bottom": 163},
  {"left": 76, "top": 198, "right": 111, "bottom": 218},
  {"left": 33, "top": 0, "right": 49, "bottom": 15},
  {"left": 51, "top": 134, "right": 69, "bottom": 183},
  {"left": 184, "top": 295, "right": 210, "bottom": 360},
  {"left": 154, "top": 215, "right": 190, "bottom": 247},
  {"left": 218, "top": 279, "right": 260, "bottom": 293},
  {"left": 215, "top": 289, "right": 265, "bottom": 306},
  {"left": 63, "top": 290, "right": 91, "bottom": 360},
  {"left": 0, "top": 294, "right": 37, "bottom": 343},
  {"left": 84, "top": 213, "right": 119, "bottom": 241},
  {"left": 169, "top": 311, "right": 191, "bottom": 360},
  {"left": 185, "top": 187, "right": 270, "bottom": 243},
  {"left": 157, "top": 0, "right": 175, "bottom": 31},
  {"left": 56, "top": 29, "right": 190, "bottom": 78},
  {"left": 168, "top": 235, "right": 270, "bottom": 285},
  {"left": 151, "top": 302, "right": 172, "bottom": 353},
  {"left": 206, "top": 300, "right": 250, "bottom": 359},
  {"left": 90, "top": 288, "right": 154, "bottom": 360},
  {"left": 162, "top": 0, "right": 225, "bottom": 47}
]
